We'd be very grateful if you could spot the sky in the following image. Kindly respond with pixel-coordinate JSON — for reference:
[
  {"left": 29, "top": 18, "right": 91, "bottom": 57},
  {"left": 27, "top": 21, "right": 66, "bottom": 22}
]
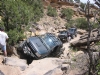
[{"left": 80, "top": 0, "right": 94, "bottom": 3}]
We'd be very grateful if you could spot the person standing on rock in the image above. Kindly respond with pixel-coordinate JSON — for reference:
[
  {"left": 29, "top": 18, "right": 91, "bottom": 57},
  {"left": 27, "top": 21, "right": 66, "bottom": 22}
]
[{"left": 0, "top": 27, "right": 9, "bottom": 63}]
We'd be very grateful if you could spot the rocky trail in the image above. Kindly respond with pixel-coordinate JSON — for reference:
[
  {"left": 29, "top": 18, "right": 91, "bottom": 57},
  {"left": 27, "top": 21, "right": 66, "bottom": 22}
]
[
  {"left": 0, "top": 31, "right": 99, "bottom": 75},
  {"left": 0, "top": 34, "right": 83, "bottom": 75},
  {"left": 63, "top": 34, "right": 81, "bottom": 50},
  {"left": 62, "top": 34, "right": 81, "bottom": 59}
]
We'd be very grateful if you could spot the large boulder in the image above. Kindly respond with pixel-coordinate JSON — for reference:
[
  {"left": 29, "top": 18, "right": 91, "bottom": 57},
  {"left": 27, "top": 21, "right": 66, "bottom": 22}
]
[
  {"left": 21, "top": 58, "right": 70, "bottom": 75},
  {"left": 67, "top": 51, "right": 89, "bottom": 75},
  {"left": 5, "top": 56, "right": 28, "bottom": 71},
  {"left": 0, "top": 65, "right": 21, "bottom": 75},
  {"left": 44, "top": 66, "right": 63, "bottom": 75},
  {"left": 77, "top": 29, "right": 87, "bottom": 35}
]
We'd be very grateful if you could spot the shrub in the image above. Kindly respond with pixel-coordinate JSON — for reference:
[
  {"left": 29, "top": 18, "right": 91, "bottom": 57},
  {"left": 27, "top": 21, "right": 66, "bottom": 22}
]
[
  {"left": 61, "top": 8, "right": 74, "bottom": 21},
  {"left": 0, "top": 20, "right": 5, "bottom": 29},
  {"left": 96, "top": 60, "right": 100, "bottom": 75},
  {"left": 92, "top": 22, "right": 99, "bottom": 29},
  {"left": 75, "top": 18, "right": 88, "bottom": 30},
  {"left": 0, "top": 0, "right": 43, "bottom": 45},
  {"left": 80, "top": 2, "right": 86, "bottom": 10},
  {"left": 47, "top": 6, "right": 57, "bottom": 17},
  {"left": 7, "top": 29, "right": 25, "bottom": 46},
  {"left": 74, "top": 0, "right": 80, "bottom": 3},
  {"left": 75, "top": 18, "right": 99, "bottom": 30},
  {"left": 65, "top": 20, "right": 75, "bottom": 28}
]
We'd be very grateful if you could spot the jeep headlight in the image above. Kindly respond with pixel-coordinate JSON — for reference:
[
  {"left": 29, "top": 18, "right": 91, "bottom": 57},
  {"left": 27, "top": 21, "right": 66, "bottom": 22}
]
[
  {"left": 36, "top": 52, "right": 41, "bottom": 57},
  {"left": 23, "top": 46, "right": 31, "bottom": 55}
]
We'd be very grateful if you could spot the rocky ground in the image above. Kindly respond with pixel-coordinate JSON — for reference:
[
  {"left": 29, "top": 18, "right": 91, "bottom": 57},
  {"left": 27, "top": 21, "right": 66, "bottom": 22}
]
[
  {"left": 0, "top": 4, "right": 98, "bottom": 75},
  {"left": 0, "top": 10, "right": 90, "bottom": 75},
  {"left": 0, "top": 32, "right": 90, "bottom": 75}
]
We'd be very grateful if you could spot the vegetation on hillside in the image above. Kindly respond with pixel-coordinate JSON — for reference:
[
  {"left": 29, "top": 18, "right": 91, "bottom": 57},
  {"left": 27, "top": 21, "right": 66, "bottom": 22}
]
[
  {"left": 61, "top": 8, "right": 74, "bottom": 21},
  {"left": 47, "top": 5, "right": 57, "bottom": 17},
  {"left": 0, "top": 0, "right": 100, "bottom": 74},
  {"left": 0, "top": 0, "right": 43, "bottom": 45},
  {"left": 74, "top": 0, "right": 80, "bottom": 3},
  {"left": 65, "top": 18, "right": 88, "bottom": 30},
  {"left": 80, "top": 2, "right": 86, "bottom": 10},
  {"left": 0, "top": 0, "right": 99, "bottom": 45}
]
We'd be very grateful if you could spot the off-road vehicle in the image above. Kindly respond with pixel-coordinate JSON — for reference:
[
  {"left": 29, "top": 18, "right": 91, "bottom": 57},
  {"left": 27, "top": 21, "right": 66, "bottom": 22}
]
[
  {"left": 18, "top": 33, "right": 64, "bottom": 59},
  {"left": 68, "top": 28, "right": 77, "bottom": 39},
  {"left": 58, "top": 30, "right": 71, "bottom": 42}
]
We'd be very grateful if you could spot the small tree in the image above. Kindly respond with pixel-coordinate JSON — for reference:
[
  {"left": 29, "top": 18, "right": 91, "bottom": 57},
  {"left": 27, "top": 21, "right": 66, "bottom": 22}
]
[
  {"left": 80, "top": 2, "right": 86, "bottom": 10},
  {"left": 70, "top": 0, "right": 74, "bottom": 3},
  {"left": 0, "top": 0, "right": 34, "bottom": 31},
  {"left": 7, "top": 29, "right": 25, "bottom": 46},
  {"left": 65, "top": 20, "right": 75, "bottom": 28},
  {"left": 0, "top": 0, "right": 44, "bottom": 45},
  {"left": 47, "top": 6, "right": 57, "bottom": 17},
  {"left": 74, "top": 0, "right": 80, "bottom": 3},
  {"left": 0, "top": 20, "right": 4, "bottom": 28},
  {"left": 61, "top": 8, "right": 74, "bottom": 21},
  {"left": 75, "top": 18, "right": 88, "bottom": 30},
  {"left": 21, "top": 0, "right": 43, "bottom": 22}
]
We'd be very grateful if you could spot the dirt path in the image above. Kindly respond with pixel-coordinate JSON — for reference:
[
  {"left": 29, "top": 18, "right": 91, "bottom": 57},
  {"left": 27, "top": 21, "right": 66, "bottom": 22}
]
[{"left": 62, "top": 34, "right": 81, "bottom": 58}]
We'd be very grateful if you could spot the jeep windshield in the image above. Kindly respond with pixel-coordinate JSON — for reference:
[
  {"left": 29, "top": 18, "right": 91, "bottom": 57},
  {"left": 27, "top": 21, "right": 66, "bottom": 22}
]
[
  {"left": 59, "top": 31, "right": 68, "bottom": 34},
  {"left": 68, "top": 28, "right": 75, "bottom": 33},
  {"left": 40, "top": 34, "right": 57, "bottom": 50}
]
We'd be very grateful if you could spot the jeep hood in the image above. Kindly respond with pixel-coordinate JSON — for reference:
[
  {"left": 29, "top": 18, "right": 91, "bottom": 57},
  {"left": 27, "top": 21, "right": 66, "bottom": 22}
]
[{"left": 27, "top": 37, "right": 50, "bottom": 55}]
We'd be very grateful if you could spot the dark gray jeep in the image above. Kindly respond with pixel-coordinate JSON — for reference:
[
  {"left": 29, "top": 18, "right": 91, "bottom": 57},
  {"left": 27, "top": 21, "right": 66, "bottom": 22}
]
[
  {"left": 68, "top": 28, "right": 77, "bottom": 39},
  {"left": 18, "top": 33, "right": 64, "bottom": 59},
  {"left": 58, "top": 30, "right": 70, "bottom": 42}
]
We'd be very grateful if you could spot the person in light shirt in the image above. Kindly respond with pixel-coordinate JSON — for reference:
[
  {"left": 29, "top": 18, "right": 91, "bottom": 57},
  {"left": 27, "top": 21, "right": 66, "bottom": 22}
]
[{"left": 0, "top": 27, "right": 9, "bottom": 63}]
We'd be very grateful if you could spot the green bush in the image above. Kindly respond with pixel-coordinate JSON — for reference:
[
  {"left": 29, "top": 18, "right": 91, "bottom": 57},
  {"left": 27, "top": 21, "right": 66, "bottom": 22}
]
[
  {"left": 7, "top": 29, "right": 25, "bottom": 46},
  {"left": 96, "top": 60, "right": 100, "bottom": 75},
  {"left": 92, "top": 22, "right": 99, "bottom": 29},
  {"left": 32, "top": 0, "right": 44, "bottom": 22},
  {"left": 75, "top": 18, "right": 88, "bottom": 30},
  {"left": 0, "top": 0, "right": 43, "bottom": 46},
  {"left": 61, "top": 8, "right": 74, "bottom": 21},
  {"left": 74, "top": 18, "right": 99, "bottom": 30},
  {"left": 22, "top": 0, "right": 44, "bottom": 22},
  {"left": 70, "top": 0, "right": 74, "bottom": 2},
  {"left": 65, "top": 20, "right": 75, "bottom": 28},
  {"left": 80, "top": 2, "right": 86, "bottom": 10},
  {"left": 75, "top": 0, "right": 80, "bottom": 3},
  {"left": 47, "top": 6, "right": 57, "bottom": 17},
  {"left": 0, "top": 20, "right": 5, "bottom": 29}
]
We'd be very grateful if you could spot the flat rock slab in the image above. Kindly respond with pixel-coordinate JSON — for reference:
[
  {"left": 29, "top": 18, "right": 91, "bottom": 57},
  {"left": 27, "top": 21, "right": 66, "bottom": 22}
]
[
  {"left": 5, "top": 57, "right": 28, "bottom": 71},
  {"left": 22, "top": 58, "right": 64, "bottom": 75},
  {"left": 0, "top": 65, "right": 21, "bottom": 75}
]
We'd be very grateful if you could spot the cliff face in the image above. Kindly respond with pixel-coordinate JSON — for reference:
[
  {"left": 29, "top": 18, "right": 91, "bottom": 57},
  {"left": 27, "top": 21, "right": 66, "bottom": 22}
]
[
  {"left": 42, "top": 0, "right": 98, "bottom": 19},
  {"left": 25, "top": 0, "right": 99, "bottom": 38},
  {"left": 43, "top": 0, "right": 74, "bottom": 3},
  {"left": 43, "top": 0, "right": 79, "bottom": 7},
  {"left": 42, "top": 0, "right": 98, "bottom": 11},
  {"left": 43, "top": 0, "right": 79, "bottom": 6}
]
